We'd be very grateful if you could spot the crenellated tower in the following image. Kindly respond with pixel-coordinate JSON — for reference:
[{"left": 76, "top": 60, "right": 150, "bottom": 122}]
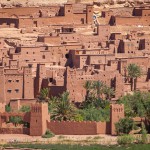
[
  {"left": 110, "top": 104, "right": 124, "bottom": 135},
  {"left": 30, "top": 103, "right": 50, "bottom": 136}
]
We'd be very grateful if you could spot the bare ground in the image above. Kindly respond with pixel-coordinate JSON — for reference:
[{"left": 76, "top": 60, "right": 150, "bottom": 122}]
[{"left": 0, "top": 134, "right": 117, "bottom": 145}]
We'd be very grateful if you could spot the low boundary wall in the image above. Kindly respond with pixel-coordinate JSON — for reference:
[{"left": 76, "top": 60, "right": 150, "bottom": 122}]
[
  {"left": 47, "top": 121, "right": 111, "bottom": 135},
  {"left": 0, "top": 128, "right": 29, "bottom": 134}
]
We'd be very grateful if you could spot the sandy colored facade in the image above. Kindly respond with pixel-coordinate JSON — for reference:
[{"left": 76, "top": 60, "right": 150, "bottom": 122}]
[
  {"left": 0, "top": 1, "right": 149, "bottom": 136},
  {"left": 0, "top": 2, "right": 149, "bottom": 106}
]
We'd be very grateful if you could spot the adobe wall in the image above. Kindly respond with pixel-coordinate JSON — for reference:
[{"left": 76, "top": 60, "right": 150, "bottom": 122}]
[
  {"left": 0, "top": 103, "right": 5, "bottom": 113},
  {"left": 38, "top": 36, "right": 61, "bottom": 45},
  {"left": 111, "top": 7, "right": 133, "bottom": 17},
  {"left": 0, "top": 7, "right": 40, "bottom": 17},
  {"left": 0, "top": 103, "right": 124, "bottom": 136},
  {"left": 115, "top": 16, "right": 150, "bottom": 26},
  {"left": 46, "top": 104, "right": 121, "bottom": 135},
  {"left": 0, "top": 128, "right": 29, "bottom": 134},
  {"left": 10, "top": 99, "right": 37, "bottom": 111},
  {"left": 96, "top": 122, "right": 111, "bottom": 134},
  {"left": 0, "top": 67, "right": 6, "bottom": 103},
  {"left": 10, "top": 100, "right": 20, "bottom": 111},
  {"left": 47, "top": 121, "right": 110, "bottom": 135},
  {"left": 115, "top": 17, "right": 142, "bottom": 26},
  {"left": 18, "top": 17, "right": 66, "bottom": 28},
  {"left": 18, "top": 15, "right": 87, "bottom": 28},
  {"left": 23, "top": 67, "right": 34, "bottom": 99},
  {"left": 0, "top": 6, "right": 61, "bottom": 18},
  {"left": 5, "top": 73, "right": 23, "bottom": 104},
  {"left": 73, "top": 13, "right": 86, "bottom": 24}
]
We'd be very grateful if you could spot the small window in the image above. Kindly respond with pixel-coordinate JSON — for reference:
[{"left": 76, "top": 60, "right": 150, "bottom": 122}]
[
  {"left": 33, "top": 52, "right": 35, "bottom": 54},
  {"left": 49, "top": 78, "right": 53, "bottom": 82},
  {"left": 15, "top": 89, "right": 19, "bottom": 93},
  {"left": 65, "top": 54, "right": 69, "bottom": 59},
  {"left": 26, "top": 52, "right": 28, "bottom": 54},
  {"left": 8, "top": 80, "right": 12, "bottom": 83},
  {"left": 42, "top": 55, "right": 45, "bottom": 59},
  {"left": 68, "top": 10, "right": 70, "bottom": 12},
  {"left": 7, "top": 90, "right": 11, "bottom": 93},
  {"left": 16, "top": 80, "right": 19, "bottom": 82}
]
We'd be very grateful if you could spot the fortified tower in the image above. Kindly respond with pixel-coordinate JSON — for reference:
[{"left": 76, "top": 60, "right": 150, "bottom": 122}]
[
  {"left": 0, "top": 67, "right": 6, "bottom": 103},
  {"left": 110, "top": 104, "right": 124, "bottom": 135},
  {"left": 36, "top": 64, "right": 46, "bottom": 93},
  {"left": 86, "top": 5, "right": 93, "bottom": 24},
  {"left": 64, "top": 3, "right": 73, "bottom": 17},
  {"left": 23, "top": 67, "right": 34, "bottom": 99},
  {"left": 30, "top": 103, "right": 50, "bottom": 136}
]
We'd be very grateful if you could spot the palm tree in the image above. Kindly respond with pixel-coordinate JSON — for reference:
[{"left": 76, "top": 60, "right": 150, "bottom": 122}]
[
  {"left": 103, "top": 86, "right": 115, "bottom": 100},
  {"left": 92, "top": 81, "right": 104, "bottom": 100},
  {"left": 48, "top": 96, "right": 58, "bottom": 113},
  {"left": 127, "top": 64, "right": 142, "bottom": 91},
  {"left": 84, "top": 81, "right": 92, "bottom": 100},
  {"left": 52, "top": 92, "right": 76, "bottom": 121},
  {"left": 39, "top": 88, "right": 50, "bottom": 101}
]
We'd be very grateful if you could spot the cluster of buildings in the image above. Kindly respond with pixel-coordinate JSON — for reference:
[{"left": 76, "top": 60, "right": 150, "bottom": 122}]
[
  {"left": 0, "top": 103, "right": 125, "bottom": 136},
  {"left": 0, "top": 2, "right": 149, "bottom": 110}
]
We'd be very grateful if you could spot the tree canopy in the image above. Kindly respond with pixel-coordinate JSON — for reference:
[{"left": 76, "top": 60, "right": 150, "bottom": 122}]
[
  {"left": 118, "top": 91, "right": 150, "bottom": 118},
  {"left": 127, "top": 63, "right": 142, "bottom": 79},
  {"left": 127, "top": 64, "right": 142, "bottom": 91}
]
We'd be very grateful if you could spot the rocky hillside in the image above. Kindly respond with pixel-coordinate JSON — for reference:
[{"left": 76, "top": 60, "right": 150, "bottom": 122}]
[
  {"left": 0, "top": 0, "right": 68, "bottom": 7},
  {"left": 0, "top": 0, "right": 150, "bottom": 8}
]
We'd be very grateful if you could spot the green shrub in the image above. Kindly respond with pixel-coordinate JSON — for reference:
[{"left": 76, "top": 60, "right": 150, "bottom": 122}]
[
  {"left": 5, "top": 105, "right": 11, "bottom": 112},
  {"left": 19, "top": 106, "right": 30, "bottom": 112},
  {"left": 118, "top": 91, "right": 150, "bottom": 118},
  {"left": 42, "top": 130, "right": 55, "bottom": 138},
  {"left": 73, "top": 114, "right": 84, "bottom": 121},
  {"left": 9, "top": 116, "right": 23, "bottom": 126},
  {"left": 141, "top": 123, "right": 148, "bottom": 144},
  {"left": 117, "top": 134, "right": 135, "bottom": 145},
  {"left": 77, "top": 107, "right": 110, "bottom": 122},
  {"left": 115, "top": 117, "right": 135, "bottom": 135}
]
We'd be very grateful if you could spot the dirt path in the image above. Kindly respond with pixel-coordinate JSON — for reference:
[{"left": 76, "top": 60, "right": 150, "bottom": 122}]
[{"left": 0, "top": 134, "right": 117, "bottom": 145}]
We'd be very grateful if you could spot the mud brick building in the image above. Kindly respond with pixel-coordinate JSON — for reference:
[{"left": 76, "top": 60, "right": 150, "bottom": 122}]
[{"left": 0, "top": 2, "right": 149, "bottom": 106}]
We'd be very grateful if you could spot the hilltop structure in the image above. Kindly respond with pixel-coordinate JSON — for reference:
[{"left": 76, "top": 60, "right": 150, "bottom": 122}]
[{"left": 0, "top": 2, "right": 149, "bottom": 108}]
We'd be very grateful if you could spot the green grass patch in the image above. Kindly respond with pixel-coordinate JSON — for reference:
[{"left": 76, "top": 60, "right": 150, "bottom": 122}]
[
  {"left": 2, "top": 143, "right": 150, "bottom": 150},
  {"left": 42, "top": 130, "right": 55, "bottom": 138}
]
